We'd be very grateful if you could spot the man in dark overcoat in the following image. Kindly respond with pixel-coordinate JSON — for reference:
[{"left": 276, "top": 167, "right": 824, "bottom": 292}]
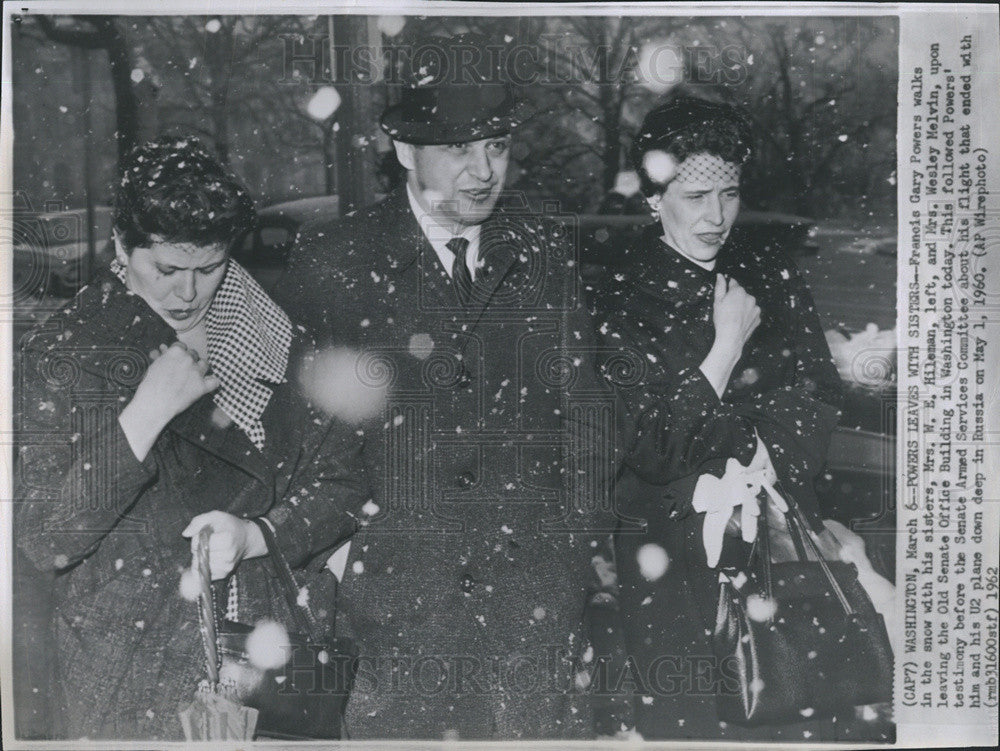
[{"left": 272, "top": 34, "right": 619, "bottom": 739}]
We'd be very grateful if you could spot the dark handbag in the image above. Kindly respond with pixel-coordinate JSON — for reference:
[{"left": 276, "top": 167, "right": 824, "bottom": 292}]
[
  {"left": 196, "top": 520, "right": 357, "bottom": 740},
  {"left": 712, "top": 496, "right": 893, "bottom": 725}
]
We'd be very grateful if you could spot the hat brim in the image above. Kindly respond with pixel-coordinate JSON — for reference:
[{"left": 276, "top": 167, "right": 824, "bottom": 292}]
[{"left": 380, "top": 99, "right": 528, "bottom": 145}]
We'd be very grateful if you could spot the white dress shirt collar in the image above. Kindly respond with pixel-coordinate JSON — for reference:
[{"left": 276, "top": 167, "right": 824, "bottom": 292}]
[{"left": 406, "top": 183, "right": 482, "bottom": 280}]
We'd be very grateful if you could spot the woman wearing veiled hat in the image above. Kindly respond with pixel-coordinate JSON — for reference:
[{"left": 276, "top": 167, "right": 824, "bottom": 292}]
[
  {"left": 589, "top": 95, "right": 890, "bottom": 740},
  {"left": 15, "top": 137, "right": 368, "bottom": 739}
]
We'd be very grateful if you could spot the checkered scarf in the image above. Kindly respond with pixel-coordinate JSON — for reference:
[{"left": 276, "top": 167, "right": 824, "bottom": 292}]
[{"left": 111, "top": 258, "right": 292, "bottom": 450}]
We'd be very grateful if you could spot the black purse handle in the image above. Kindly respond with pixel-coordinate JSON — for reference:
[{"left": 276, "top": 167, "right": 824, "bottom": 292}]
[
  {"left": 249, "top": 517, "right": 330, "bottom": 643},
  {"left": 755, "top": 485, "right": 855, "bottom": 616}
]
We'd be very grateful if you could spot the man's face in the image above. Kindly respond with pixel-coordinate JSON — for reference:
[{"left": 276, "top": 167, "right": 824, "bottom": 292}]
[
  {"left": 651, "top": 154, "right": 741, "bottom": 264},
  {"left": 397, "top": 136, "right": 511, "bottom": 229}
]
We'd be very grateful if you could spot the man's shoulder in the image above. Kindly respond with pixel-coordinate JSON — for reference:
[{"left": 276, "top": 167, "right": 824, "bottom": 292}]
[
  {"left": 491, "top": 205, "right": 569, "bottom": 242},
  {"left": 294, "top": 197, "right": 394, "bottom": 257},
  {"left": 489, "top": 206, "right": 581, "bottom": 278},
  {"left": 274, "top": 193, "right": 414, "bottom": 325}
]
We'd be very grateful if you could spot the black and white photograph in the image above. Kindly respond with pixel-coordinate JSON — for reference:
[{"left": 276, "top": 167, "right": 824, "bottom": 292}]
[{"left": 1, "top": 2, "right": 997, "bottom": 748}]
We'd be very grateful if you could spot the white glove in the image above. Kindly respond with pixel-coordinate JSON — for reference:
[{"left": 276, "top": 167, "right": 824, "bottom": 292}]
[{"left": 691, "top": 434, "right": 787, "bottom": 567}]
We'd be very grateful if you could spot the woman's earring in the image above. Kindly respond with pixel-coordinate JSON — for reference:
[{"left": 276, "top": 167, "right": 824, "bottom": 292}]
[{"left": 112, "top": 233, "right": 129, "bottom": 266}]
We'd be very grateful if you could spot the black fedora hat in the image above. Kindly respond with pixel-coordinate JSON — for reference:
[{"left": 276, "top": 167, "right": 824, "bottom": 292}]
[{"left": 380, "top": 33, "right": 523, "bottom": 145}]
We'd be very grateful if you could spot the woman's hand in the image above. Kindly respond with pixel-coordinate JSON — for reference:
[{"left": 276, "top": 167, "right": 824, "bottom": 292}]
[
  {"left": 712, "top": 274, "right": 761, "bottom": 351},
  {"left": 699, "top": 274, "right": 761, "bottom": 398},
  {"left": 118, "top": 342, "right": 220, "bottom": 461},
  {"left": 182, "top": 511, "right": 268, "bottom": 581}
]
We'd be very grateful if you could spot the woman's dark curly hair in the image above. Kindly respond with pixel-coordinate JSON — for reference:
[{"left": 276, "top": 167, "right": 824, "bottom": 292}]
[
  {"left": 113, "top": 136, "right": 256, "bottom": 253},
  {"left": 632, "top": 94, "right": 754, "bottom": 197}
]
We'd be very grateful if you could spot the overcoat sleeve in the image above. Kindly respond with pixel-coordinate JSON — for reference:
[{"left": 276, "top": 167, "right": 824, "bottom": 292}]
[
  {"left": 271, "top": 219, "right": 364, "bottom": 345},
  {"left": 733, "top": 253, "right": 843, "bottom": 527},
  {"left": 263, "top": 347, "right": 370, "bottom": 568},
  {"left": 15, "top": 336, "right": 159, "bottom": 572},
  {"left": 594, "top": 290, "right": 758, "bottom": 492},
  {"left": 555, "top": 244, "right": 619, "bottom": 537},
  {"left": 593, "top": 248, "right": 842, "bottom": 525},
  {"left": 265, "top": 226, "right": 372, "bottom": 566}
]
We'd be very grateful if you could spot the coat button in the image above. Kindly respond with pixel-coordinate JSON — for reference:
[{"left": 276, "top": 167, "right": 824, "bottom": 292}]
[
  {"left": 460, "top": 573, "right": 475, "bottom": 593},
  {"left": 456, "top": 471, "right": 476, "bottom": 488}
]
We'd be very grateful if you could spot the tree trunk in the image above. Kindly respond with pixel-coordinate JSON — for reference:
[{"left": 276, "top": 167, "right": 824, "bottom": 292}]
[
  {"left": 770, "top": 27, "right": 812, "bottom": 215},
  {"left": 90, "top": 17, "right": 140, "bottom": 168},
  {"left": 599, "top": 19, "right": 632, "bottom": 195},
  {"left": 73, "top": 46, "right": 97, "bottom": 270},
  {"left": 603, "top": 119, "right": 622, "bottom": 194},
  {"left": 323, "top": 124, "right": 336, "bottom": 196},
  {"left": 332, "top": 15, "right": 381, "bottom": 214},
  {"left": 36, "top": 16, "right": 140, "bottom": 170},
  {"left": 212, "top": 92, "right": 229, "bottom": 164},
  {"left": 598, "top": 79, "right": 621, "bottom": 194},
  {"left": 203, "top": 21, "right": 231, "bottom": 163}
]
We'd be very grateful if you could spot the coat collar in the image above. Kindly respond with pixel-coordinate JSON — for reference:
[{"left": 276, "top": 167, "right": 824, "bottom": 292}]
[
  {"left": 379, "top": 187, "right": 519, "bottom": 316},
  {"left": 466, "top": 216, "right": 519, "bottom": 312},
  {"left": 620, "top": 224, "right": 720, "bottom": 305},
  {"left": 35, "top": 267, "right": 174, "bottom": 384},
  {"left": 40, "top": 267, "right": 271, "bottom": 484},
  {"left": 373, "top": 189, "right": 459, "bottom": 310},
  {"left": 380, "top": 188, "right": 431, "bottom": 272},
  {"left": 165, "top": 390, "right": 271, "bottom": 488}
]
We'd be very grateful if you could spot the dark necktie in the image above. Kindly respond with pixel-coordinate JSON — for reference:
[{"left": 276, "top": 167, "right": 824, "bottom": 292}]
[{"left": 448, "top": 237, "right": 473, "bottom": 306}]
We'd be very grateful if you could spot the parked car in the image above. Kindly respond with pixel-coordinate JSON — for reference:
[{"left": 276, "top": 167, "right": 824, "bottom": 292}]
[
  {"left": 10, "top": 205, "right": 114, "bottom": 298},
  {"left": 232, "top": 196, "right": 341, "bottom": 292},
  {"left": 235, "top": 194, "right": 817, "bottom": 293}
]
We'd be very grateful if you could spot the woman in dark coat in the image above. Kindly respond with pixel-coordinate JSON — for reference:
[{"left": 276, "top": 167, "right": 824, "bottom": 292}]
[
  {"left": 590, "top": 97, "right": 879, "bottom": 741},
  {"left": 15, "top": 137, "right": 367, "bottom": 740}
]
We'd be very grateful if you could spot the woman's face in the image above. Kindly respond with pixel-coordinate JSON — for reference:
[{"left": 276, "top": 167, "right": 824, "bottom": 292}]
[
  {"left": 115, "top": 236, "right": 228, "bottom": 332},
  {"left": 649, "top": 153, "right": 741, "bottom": 265}
]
